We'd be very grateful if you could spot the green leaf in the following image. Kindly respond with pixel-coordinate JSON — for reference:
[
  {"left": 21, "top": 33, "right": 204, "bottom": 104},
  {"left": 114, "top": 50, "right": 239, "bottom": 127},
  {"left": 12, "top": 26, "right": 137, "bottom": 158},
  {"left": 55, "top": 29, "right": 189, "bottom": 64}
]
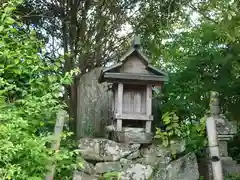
[
  {"left": 5, "top": 17, "right": 15, "bottom": 24},
  {"left": 78, "top": 162, "right": 84, "bottom": 169},
  {"left": 0, "top": 26, "right": 4, "bottom": 32},
  {"left": 11, "top": 68, "right": 21, "bottom": 75},
  {"left": 228, "top": 13, "right": 232, "bottom": 20},
  {"left": 166, "top": 125, "right": 173, "bottom": 131},
  {"left": 162, "top": 139, "right": 169, "bottom": 147},
  {"left": 4, "top": 6, "right": 15, "bottom": 13}
]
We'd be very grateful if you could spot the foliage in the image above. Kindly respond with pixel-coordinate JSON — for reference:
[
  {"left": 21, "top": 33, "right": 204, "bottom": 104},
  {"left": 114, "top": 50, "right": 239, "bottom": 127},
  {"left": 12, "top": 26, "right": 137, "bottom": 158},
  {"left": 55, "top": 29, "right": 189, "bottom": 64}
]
[
  {"left": 225, "top": 174, "right": 240, "bottom": 180},
  {"left": 228, "top": 131, "right": 240, "bottom": 163},
  {"left": 160, "top": 21, "right": 240, "bottom": 121},
  {"left": 183, "top": 117, "right": 207, "bottom": 155},
  {"left": 15, "top": 0, "right": 141, "bottom": 135},
  {"left": 155, "top": 112, "right": 183, "bottom": 147},
  {"left": 0, "top": 1, "right": 81, "bottom": 179},
  {"left": 15, "top": 0, "right": 192, "bottom": 136},
  {"left": 16, "top": 0, "right": 135, "bottom": 62},
  {"left": 134, "top": 0, "right": 240, "bottom": 126},
  {"left": 147, "top": 0, "right": 240, "bottom": 162},
  {"left": 154, "top": 112, "right": 207, "bottom": 155},
  {"left": 199, "top": 174, "right": 240, "bottom": 180}
]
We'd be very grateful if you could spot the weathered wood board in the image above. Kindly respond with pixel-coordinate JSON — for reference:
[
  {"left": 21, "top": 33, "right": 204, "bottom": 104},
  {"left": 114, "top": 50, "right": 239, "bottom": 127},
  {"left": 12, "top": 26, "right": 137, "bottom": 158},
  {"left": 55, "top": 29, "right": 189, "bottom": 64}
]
[{"left": 76, "top": 67, "right": 112, "bottom": 139}]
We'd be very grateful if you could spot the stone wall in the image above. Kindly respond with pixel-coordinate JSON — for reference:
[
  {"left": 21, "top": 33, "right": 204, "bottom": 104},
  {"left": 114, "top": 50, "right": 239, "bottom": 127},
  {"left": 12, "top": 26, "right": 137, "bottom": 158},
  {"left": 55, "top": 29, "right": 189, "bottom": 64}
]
[{"left": 74, "top": 138, "right": 199, "bottom": 180}]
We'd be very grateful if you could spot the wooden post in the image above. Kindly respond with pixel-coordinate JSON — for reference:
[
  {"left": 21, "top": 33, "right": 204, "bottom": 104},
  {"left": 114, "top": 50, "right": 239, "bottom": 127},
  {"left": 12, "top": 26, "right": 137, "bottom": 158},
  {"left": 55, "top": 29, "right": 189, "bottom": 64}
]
[
  {"left": 117, "top": 83, "right": 123, "bottom": 131},
  {"left": 146, "top": 85, "right": 152, "bottom": 133},
  {"left": 112, "top": 89, "right": 115, "bottom": 113},
  {"left": 206, "top": 91, "right": 223, "bottom": 180},
  {"left": 45, "top": 110, "right": 67, "bottom": 180}
]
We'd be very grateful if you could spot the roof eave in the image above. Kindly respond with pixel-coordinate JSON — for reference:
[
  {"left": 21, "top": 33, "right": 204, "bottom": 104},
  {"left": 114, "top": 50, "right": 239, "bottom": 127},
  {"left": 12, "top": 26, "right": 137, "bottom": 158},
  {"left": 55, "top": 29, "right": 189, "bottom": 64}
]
[
  {"left": 103, "top": 72, "right": 168, "bottom": 82},
  {"left": 146, "top": 64, "right": 168, "bottom": 76}
]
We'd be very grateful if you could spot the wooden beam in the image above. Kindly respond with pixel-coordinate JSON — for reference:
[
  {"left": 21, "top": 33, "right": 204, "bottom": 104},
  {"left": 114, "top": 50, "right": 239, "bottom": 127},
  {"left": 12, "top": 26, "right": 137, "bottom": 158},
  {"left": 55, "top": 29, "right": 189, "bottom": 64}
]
[
  {"left": 103, "top": 79, "right": 163, "bottom": 85},
  {"left": 114, "top": 113, "right": 153, "bottom": 121},
  {"left": 146, "top": 121, "right": 152, "bottom": 133},
  {"left": 112, "top": 89, "right": 115, "bottom": 113},
  {"left": 146, "top": 64, "right": 168, "bottom": 76},
  {"left": 120, "top": 47, "right": 135, "bottom": 62},
  {"left": 118, "top": 83, "right": 123, "bottom": 114},
  {"left": 146, "top": 85, "right": 152, "bottom": 115},
  {"left": 103, "top": 62, "right": 123, "bottom": 73},
  {"left": 45, "top": 110, "right": 67, "bottom": 180},
  {"left": 104, "top": 72, "right": 168, "bottom": 82},
  {"left": 117, "top": 119, "right": 122, "bottom": 132},
  {"left": 146, "top": 85, "right": 152, "bottom": 133},
  {"left": 117, "top": 83, "right": 123, "bottom": 131}
]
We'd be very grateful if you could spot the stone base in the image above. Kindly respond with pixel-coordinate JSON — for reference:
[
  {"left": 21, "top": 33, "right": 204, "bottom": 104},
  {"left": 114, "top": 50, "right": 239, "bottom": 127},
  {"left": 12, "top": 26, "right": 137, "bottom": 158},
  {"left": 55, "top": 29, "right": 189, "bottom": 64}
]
[
  {"left": 73, "top": 171, "right": 98, "bottom": 180},
  {"left": 114, "top": 127, "right": 153, "bottom": 144},
  {"left": 221, "top": 157, "right": 234, "bottom": 162},
  {"left": 221, "top": 157, "right": 240, "bottom": 175},
  {"left": 75, "top": 138, "right": 199, "bottom": 180},
  {"left": 204, "top": 156, "right": 240, "bottom": 177},
  {"left": 223, "top": 164, "right": 240, "bottom": 175}
]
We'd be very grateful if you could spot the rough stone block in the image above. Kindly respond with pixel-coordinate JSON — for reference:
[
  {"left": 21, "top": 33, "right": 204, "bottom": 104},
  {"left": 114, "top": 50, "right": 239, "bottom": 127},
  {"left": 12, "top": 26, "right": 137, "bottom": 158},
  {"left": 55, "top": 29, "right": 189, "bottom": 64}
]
[
  {"left": 121, "top": 163, "right": 153, "bottom": 180},
  {"left": 78, "top": 138, "right": 140, "bottom": 161},
  {"left": 95, "top": 162, "right": 122, "bottom": 174},
  {"left": 154, "top": 153, "right": 199, "bottom": 180},
  {"left": 116, "top": 127, "right": 153, "bottom": 144},
  {"left": 73, "top": 171, "right": 98, "bottom": 180}
]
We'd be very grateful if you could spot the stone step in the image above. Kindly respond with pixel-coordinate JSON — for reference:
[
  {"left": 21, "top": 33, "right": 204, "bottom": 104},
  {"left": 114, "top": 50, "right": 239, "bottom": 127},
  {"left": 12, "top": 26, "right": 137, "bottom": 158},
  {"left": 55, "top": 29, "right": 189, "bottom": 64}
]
[
  {"left": 223, "top": 163, "right": 240, "bottom": 175},
  {"left": 73, "top": 171, "right": 98, "bottom": 180},
  {"left": 116, "top": 128, "right": 153, "bottom": 144},
  {"left": 222, "top": 159, "right": 237, "bottom": 165},
  {"left": 220, "top": 157, "right": 237, "bottom": 165}
]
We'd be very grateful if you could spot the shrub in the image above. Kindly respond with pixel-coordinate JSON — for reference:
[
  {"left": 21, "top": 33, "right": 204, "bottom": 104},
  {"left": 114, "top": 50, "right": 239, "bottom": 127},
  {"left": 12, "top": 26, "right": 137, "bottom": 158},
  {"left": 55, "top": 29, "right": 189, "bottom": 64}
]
[
  {"left": 155, "top": 112, "right": 207, "bottom": 156},
  {"left": 0, "top": 1, "right": 81, "bottom": 179},
  {"left": 225, "top": 174, "right": 240, "bottom": 180}
]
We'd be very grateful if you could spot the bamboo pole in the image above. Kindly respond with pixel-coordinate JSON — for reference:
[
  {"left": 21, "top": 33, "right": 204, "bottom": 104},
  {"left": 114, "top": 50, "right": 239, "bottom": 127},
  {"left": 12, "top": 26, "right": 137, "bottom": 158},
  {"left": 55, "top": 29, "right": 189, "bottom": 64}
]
[
  {"left": 45, "top": 110, "right": 67, "bottom": 180},
  {"left": 206, "top": 91, "right": 223, "bottom": 180}
]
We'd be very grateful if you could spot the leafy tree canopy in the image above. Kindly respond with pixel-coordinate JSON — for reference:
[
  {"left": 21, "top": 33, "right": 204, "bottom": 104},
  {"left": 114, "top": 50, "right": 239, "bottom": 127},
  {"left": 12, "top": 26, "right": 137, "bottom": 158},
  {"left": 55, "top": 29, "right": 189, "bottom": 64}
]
[
  {"left": 138, "top": 0, "right": 240, "bottom": 123},
  {"left": 0, "top": 1, "right": 80, "bottom": 179}
]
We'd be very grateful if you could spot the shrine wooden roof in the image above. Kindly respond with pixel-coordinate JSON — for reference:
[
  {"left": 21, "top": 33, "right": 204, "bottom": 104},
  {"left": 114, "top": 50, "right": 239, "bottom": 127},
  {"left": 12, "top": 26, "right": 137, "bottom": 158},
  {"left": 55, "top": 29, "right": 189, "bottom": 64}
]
[{"left": 98, "top": 36, "right": 168, "bottom": 84}]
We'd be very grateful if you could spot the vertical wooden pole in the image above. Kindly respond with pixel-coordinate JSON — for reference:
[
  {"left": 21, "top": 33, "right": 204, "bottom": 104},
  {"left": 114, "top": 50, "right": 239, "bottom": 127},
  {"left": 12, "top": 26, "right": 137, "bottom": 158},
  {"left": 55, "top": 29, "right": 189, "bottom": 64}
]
[
  {"left": 112, "top": 88, "right": 115, "bottom": 113},
  {"left": 135, "top": 92, "right": 141, "bottom": 113},
  {"left": 206, "top": 91, "right": 223, "bottom": 180},
  {"left": 146, "top": 85, "right": 152, "bottom": 133},
  {"left": 117, "top": 83, "right": 123, "bottom": 131},
  {"left": 45, "top": 110, "right": 67, "bottom": 180}
]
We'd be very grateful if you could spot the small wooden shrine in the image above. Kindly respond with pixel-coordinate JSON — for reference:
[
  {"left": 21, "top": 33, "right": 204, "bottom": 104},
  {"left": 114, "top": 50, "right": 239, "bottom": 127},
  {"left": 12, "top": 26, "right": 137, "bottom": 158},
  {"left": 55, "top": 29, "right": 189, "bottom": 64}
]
[{"left": 99, "top": 36, "right": 168, "bottom": 143}]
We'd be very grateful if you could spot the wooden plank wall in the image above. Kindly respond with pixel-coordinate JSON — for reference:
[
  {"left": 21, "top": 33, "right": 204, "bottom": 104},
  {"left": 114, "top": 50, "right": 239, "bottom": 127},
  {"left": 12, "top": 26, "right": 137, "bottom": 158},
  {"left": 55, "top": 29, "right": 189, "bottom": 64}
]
[
  {"left": 120, "top": 56, "right": 153, "bottom": 74},
  {"left": 122, "top": 85, "right": 146, "bottom": 114}
]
